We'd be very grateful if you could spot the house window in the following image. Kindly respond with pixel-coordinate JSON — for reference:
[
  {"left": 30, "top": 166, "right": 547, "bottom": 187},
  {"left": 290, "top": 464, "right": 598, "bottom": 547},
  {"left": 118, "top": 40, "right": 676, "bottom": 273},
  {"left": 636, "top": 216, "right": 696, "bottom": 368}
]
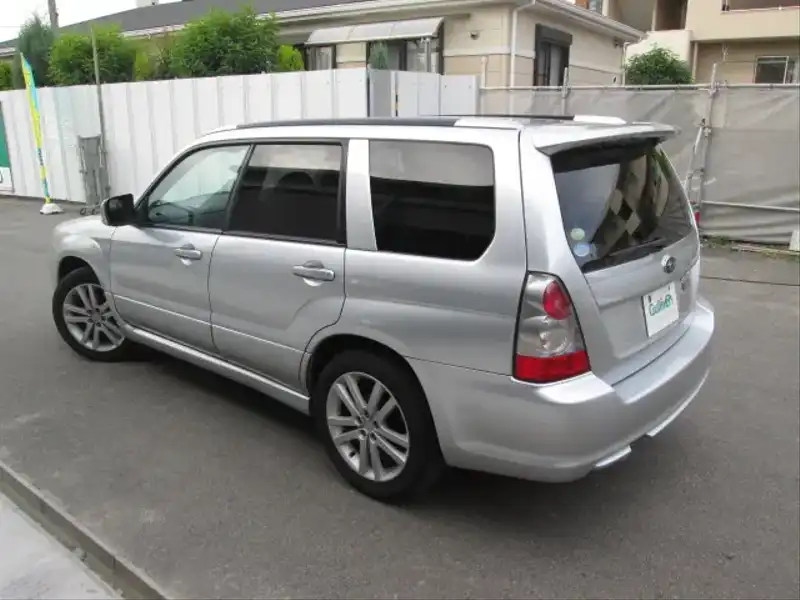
[
  {"left": 754, "top": 56, "right": 799, "bottom": 83},
  {"left": 534, "top": 25, "right": 572, "bottom": 86},
  {"left": 368, "top": 36, "right": 443, "bottom": 73},
  {"left": 307, "top": 45, "right": 336, "bottom": 70},
  {"left": 588, "top": 0, "right": 603, "bottom": 12}
]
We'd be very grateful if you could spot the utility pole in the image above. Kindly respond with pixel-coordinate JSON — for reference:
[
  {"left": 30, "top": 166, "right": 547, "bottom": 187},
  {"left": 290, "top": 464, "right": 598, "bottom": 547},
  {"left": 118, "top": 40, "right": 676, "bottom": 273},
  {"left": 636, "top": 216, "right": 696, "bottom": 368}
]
[{"left": 47, "top": 0, "right": 59, "bottom": 32}]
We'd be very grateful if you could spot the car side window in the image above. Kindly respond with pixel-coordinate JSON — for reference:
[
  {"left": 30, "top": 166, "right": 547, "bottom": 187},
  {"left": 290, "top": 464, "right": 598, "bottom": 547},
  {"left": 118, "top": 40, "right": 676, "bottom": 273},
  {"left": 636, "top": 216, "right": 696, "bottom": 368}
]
[
  {"left": 369, "top": 141, "right": 496, "bottom": 261},
  {"left": 144, "top": 145, "right": 249, "bottom": 230},
  {"left": 227, "top": 143, "right": 343, "bottom": 243}
]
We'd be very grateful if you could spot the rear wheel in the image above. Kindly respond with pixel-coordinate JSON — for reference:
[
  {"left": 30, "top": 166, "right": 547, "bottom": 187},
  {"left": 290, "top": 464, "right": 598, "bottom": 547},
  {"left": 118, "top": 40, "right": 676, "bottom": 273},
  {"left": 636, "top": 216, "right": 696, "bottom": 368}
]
[
  {"left": 52, "top": 266, "right": 134, "bottom": 362},
  {"left": 314, "top": 351, "right": 444, "bottom": 502}
]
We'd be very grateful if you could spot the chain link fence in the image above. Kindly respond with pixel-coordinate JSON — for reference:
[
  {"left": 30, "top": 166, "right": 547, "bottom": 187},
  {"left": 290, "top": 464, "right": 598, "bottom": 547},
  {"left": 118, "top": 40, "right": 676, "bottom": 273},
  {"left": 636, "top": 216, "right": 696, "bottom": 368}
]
[{"left": 480, "top": 83, "right": 800, "bottom": 245}]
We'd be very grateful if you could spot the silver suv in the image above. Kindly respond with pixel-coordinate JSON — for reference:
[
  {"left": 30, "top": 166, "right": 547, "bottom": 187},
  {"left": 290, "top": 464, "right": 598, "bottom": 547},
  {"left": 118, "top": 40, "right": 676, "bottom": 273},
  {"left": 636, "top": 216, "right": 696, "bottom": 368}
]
[{"left": 51, "top": 116, "right": 714, "bottom": 502}]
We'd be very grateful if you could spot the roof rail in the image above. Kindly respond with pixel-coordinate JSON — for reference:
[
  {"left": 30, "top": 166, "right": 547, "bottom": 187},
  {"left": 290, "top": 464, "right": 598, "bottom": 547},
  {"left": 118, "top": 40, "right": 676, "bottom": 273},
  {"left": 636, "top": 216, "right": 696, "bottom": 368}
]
[
  {"left": 235, "top": 117, "right": 460, "bottom": 130},
  {"left": 445, "top": 113, "right": 575, "bottom": 121}
]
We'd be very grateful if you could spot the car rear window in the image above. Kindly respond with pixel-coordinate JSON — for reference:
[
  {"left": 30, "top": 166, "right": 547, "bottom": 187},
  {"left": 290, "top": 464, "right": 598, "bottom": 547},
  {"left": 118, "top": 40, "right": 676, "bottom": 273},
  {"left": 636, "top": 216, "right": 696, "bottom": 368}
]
[{"left": 551, "top": 140, "right": 693, "bottom": 273}]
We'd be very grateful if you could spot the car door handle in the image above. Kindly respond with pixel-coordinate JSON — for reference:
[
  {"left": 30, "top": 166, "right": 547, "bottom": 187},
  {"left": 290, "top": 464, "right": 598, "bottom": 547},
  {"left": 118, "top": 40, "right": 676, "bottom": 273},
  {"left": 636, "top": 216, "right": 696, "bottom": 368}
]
[
  {"left": 174, "top": 245, "right": 203, "bottom": 260},
  {"left": 292, "top": 261, "right": 335, "bottom": 282}
]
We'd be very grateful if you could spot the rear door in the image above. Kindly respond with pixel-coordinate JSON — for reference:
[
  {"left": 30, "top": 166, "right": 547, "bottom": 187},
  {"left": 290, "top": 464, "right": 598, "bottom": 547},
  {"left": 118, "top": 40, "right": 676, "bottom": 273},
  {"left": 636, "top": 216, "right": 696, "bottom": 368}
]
[
  {"left": 524, "top": 134, "right": 700, "bottom": 383},
  {"left": 208, "top": 142, "right": 346, "bottom": 392}
]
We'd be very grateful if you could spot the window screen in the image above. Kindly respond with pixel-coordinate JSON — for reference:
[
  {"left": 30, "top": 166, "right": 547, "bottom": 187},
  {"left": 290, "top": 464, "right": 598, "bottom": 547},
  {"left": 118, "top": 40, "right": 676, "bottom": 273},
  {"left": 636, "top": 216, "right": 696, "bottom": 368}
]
[
  {"left": 369, "top": 141, "right": 495, "bottom": 260},
  {"left": 228, "top": 144, "right": 343, "bottom": 242}
]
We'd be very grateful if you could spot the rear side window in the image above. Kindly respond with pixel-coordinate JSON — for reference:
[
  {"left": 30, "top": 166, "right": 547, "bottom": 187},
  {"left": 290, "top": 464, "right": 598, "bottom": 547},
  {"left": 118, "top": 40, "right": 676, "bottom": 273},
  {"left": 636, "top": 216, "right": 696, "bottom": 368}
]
[
  {"left": 368, "top": 141, "right": 495, "bottom": 261},
  {"left": 552, "top": 141, "right": 693, "bottom": 272}
]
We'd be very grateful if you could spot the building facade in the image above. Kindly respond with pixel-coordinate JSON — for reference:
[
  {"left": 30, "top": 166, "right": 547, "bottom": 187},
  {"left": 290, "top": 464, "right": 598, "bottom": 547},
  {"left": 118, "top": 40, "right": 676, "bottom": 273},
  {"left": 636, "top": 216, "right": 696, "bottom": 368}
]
[
  {"left": 0, "top": 0, "right": 641, "bottom": 88},
  {"left": 618, "top": 0, "right": 800, "bottom": 83}
]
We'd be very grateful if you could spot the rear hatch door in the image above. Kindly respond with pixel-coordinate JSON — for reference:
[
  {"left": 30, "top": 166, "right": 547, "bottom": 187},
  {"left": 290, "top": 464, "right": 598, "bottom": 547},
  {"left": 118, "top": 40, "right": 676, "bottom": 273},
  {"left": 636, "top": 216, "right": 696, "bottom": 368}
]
[{"left": 522, "top": 127, "right": 700, "bottom": 384}]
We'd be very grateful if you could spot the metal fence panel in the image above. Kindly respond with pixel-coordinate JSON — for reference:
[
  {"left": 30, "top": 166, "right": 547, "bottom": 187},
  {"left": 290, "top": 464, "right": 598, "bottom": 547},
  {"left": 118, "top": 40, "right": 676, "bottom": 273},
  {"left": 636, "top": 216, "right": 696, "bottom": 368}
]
[
  {"left": 479, "top": 84, "right": 800, "bottom": 245},
  {"left": 564, "top": 88, "right": 707, "bottom": 181},
  {"left": 701, "top": 86, "right": 800, "bottom": 244}
]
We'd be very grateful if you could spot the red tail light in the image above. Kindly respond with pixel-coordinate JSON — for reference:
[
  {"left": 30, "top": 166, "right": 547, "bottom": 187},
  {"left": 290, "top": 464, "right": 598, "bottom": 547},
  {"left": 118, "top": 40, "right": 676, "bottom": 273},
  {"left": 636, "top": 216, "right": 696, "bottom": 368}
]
[
  {"left": 693, "top": 209, "right": 700, "bottom": 225},
  {"left": 514, "top": 274, "right": 590, "bottom": 383}
]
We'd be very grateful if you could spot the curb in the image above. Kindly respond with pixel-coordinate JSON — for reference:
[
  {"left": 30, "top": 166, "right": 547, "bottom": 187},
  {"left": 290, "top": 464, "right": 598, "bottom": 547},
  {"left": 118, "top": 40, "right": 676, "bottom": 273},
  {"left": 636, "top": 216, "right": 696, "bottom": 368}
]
[{"left": 0, "top": 460, "right": 168, "bottom": 600}]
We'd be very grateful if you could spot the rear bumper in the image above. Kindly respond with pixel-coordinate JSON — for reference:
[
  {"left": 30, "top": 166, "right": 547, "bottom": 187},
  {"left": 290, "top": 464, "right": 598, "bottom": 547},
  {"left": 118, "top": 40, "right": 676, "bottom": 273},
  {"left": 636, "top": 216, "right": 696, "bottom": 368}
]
[{"left": 411, "top": 297, "right": 714, "bottom": 482}]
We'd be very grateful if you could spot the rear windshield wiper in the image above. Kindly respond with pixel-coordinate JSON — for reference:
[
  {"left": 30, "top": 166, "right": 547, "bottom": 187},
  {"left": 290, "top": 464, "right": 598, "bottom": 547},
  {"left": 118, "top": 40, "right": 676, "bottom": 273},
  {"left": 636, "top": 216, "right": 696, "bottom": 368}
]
[
  {"left": 580, "top": 237, "right": 669, "bottom": 272},
  {"left": 607, "top": 237, "right": 669, "bottom": 259}
]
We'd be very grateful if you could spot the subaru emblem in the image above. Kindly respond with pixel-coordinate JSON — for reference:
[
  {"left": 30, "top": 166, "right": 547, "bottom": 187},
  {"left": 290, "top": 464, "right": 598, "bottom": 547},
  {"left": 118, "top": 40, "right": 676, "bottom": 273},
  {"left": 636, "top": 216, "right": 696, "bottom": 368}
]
[{"left": 661, "top": 255, "right": 677, "bottom": 274}]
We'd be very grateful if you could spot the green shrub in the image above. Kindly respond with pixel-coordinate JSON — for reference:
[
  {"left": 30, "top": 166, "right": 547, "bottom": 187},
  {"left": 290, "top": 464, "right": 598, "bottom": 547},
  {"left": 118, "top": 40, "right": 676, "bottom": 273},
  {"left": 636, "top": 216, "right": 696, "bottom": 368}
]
[
  {"left": 368, "top": 42, "right": 389, "bottom": 70},
  {"left": 12, "top": 14, "right": 55, "bottom": 88},
  {"left": 0, "top": 61, "right": 12, "bottom": 90},
  {"left": 133, "top": 49, "right": 154, "bottom": 81},
  {"left": 49, "top": 26, "right": 138, "bottom": 86},
  {"left": 275, "top": 44, "right": 304, "bottom": 72},
  {"left": 168, "top": 7, "right": 279, "bottom": 77},
  {"left": 624, "top": 46, "right": 692, "bottom": 85}
]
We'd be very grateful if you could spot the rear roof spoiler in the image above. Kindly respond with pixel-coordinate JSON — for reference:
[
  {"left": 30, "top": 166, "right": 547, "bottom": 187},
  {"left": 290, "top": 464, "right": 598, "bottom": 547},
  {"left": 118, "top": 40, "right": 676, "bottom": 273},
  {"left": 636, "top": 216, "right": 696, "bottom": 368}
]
[{"left": 528, "top": 122, "right": 678, "bottom": 155}]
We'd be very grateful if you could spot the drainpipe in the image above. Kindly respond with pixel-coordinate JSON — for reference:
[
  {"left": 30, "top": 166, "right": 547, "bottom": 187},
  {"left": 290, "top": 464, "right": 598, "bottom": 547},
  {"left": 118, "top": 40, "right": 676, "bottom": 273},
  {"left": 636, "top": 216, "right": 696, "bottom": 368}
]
[{"left": 508, "top": 0, "right": 537, "bottom": 112}]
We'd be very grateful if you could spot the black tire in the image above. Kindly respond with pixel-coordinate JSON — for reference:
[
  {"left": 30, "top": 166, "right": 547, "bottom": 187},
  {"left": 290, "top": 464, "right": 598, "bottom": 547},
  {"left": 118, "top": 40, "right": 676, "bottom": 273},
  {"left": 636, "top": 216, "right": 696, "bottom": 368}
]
[
  {"left": 313, "top": 350, "right": 444, "bottom": 503},
  {"left": 52, "top": 266, "right": 135, "bottom": 362}
]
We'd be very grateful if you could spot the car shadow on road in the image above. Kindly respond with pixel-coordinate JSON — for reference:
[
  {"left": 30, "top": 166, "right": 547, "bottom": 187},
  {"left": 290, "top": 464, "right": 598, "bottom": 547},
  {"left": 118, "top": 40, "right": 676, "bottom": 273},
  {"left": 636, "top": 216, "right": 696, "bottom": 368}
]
[
  {"left": 144, "top": 349, "right": 698, "bottom": 536},
  {"left": 145, "top": 349, "right": 317, "bottom": 436}
]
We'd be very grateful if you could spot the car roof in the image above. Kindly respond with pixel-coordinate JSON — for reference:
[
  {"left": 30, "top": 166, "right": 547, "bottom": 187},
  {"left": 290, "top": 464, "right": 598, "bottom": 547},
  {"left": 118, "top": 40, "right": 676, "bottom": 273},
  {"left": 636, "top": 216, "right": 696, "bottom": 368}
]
[{"left": 202, "top": 115, "right": 678, "bottom": 154}]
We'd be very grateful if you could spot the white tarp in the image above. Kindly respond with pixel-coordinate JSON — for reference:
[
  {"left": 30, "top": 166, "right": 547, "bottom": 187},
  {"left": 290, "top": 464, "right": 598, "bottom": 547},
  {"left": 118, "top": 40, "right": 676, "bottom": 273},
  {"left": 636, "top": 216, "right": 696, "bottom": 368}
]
[{"left": 481, "top": 85, "right": 800, "bottom": 244}]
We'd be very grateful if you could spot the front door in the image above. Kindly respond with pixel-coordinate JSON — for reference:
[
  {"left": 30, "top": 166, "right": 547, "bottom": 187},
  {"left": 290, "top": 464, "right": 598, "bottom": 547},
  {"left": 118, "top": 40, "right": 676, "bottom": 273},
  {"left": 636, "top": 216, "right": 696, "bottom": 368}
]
[
  {"left": 209, "top": 142, "right": 347, "bottom": 392},
  {"left": 110, "top": 144, "right": 250, "bottom": 352}
]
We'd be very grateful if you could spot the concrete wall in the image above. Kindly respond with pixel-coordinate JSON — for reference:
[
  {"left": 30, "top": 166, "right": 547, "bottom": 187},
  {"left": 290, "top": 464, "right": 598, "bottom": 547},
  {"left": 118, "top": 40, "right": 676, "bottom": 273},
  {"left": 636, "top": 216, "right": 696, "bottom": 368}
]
[
  {"left": 686, "top": 1, "right": 800, "bottom": 41},
  {"left": 695, "top": 39, "right": 800, "bottom": 82}
]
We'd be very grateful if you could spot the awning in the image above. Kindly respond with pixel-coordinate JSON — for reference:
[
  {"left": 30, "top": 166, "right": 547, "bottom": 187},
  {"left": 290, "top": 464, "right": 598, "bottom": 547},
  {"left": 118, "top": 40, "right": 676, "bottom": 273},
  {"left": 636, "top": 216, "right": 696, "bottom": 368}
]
[{"left": 305, "top": 17, "right": 443, "bottom": 46}]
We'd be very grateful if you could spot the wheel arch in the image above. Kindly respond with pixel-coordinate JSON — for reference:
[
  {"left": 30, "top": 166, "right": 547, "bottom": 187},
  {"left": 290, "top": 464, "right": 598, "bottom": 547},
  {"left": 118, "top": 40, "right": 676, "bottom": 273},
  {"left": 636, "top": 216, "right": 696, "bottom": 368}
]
[
  {"left": 305, "top": 334, "right": 427, "bottom": 420},
  {"left": 57, "top": 256, "right": 94, "bottom": 283}
]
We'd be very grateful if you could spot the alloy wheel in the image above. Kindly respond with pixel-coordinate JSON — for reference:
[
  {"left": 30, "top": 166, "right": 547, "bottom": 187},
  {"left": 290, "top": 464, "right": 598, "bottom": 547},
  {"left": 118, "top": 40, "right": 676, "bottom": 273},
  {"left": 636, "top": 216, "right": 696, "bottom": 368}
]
[
  {"left": 62, "top": 283, "right": 125, "bottom": 353},
  {"left": 326, "top": 372, "right": 410, "bottom": 483}
]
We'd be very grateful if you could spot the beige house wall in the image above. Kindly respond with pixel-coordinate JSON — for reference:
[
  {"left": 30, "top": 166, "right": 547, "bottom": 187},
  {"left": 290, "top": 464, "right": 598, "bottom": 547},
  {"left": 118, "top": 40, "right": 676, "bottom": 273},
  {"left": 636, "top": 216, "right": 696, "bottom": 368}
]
[
  {"left": 686, "top": 1, "right": 800, "bottom": 41},
  {"left": 695, "top": 39, "right": 800, "bottom": 82},
  {"left": 443, "top": 5, "right": 513, "bottom": 86},
  {"left": 290, "top": 3, "right": 628, "bottom": 87},
  {"left": 517, "top": 12, "right": 625, "bottom": 85},
  {"left": 336, "top": 41, "right": 367, "bottom": 67}
]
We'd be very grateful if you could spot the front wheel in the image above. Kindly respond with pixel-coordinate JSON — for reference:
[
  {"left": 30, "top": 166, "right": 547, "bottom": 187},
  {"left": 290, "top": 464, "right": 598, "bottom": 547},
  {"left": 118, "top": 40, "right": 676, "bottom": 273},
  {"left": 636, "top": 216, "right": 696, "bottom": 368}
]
[
  {"left": 52, "top": 266, "right": 135, "bottom": 362},
  {"left": 314, "top": 351, "right": 444, "bottom": 502}
]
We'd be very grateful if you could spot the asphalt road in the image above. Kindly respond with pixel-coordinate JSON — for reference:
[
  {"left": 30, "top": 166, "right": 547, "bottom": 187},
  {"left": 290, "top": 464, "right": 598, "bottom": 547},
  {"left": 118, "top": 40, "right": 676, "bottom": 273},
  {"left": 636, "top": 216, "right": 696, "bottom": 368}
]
[{"left": 0, "top": 200, "right": 798, "bottom": 599}]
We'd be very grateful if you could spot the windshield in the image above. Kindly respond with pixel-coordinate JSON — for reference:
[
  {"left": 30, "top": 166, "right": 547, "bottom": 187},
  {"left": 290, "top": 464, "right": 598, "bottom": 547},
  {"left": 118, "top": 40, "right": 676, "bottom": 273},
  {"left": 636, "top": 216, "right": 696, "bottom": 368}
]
[{"left": 552, "top": 140, "right": 693, "bottom": 272}]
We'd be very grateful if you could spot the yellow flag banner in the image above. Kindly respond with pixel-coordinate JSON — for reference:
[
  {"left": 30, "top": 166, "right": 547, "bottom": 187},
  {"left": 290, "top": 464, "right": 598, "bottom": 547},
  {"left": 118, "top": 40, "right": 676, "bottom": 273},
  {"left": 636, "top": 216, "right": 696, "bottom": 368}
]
[{"left": 21, "top": 53, "right": 61, "bottom": 214}]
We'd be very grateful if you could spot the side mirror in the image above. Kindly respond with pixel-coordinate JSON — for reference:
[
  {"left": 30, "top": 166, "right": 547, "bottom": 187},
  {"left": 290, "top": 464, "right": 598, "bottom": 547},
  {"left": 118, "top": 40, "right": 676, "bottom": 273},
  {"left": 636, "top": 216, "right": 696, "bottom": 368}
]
[{"left": 100, "top": 194, "right": 136, "bottom": 226}]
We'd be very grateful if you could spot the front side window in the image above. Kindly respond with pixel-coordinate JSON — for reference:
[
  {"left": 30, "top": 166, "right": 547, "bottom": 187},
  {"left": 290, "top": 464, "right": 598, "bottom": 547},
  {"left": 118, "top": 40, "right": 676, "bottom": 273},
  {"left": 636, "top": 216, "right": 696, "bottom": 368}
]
[
  {"left": 144, "top": 145, "right": 249, "bottom": 229},
  {"left": 227, "top": 143, "right": 343, "bottom": 243},
  {"left": 369, "top": 141, "right": 495, "bottom": 261},
  {"left": 754, "top": 56, "right": 799, "bottom": 84}
]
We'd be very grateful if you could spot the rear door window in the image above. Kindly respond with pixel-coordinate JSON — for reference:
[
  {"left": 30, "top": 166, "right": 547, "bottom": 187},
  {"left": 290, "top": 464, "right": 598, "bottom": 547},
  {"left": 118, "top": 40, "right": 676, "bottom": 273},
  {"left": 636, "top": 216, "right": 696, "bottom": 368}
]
[{"left": 552, "top": 141, "right": 693, "bottom": 272}]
